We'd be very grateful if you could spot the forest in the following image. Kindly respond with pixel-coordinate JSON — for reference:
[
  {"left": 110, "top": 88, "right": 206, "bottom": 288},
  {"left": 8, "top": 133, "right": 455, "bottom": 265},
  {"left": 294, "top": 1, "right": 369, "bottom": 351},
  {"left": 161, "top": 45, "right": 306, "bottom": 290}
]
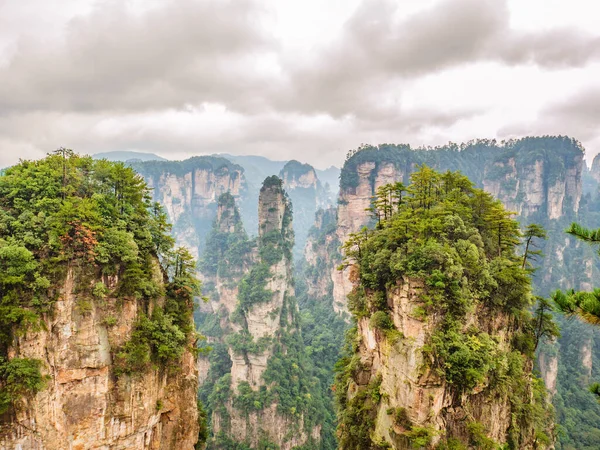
[
  {"left": 0, "top": 151, "right": 203, "bottom": 445},
  {"left": 1, "top": 138, "right": 600, "bottom": 449}
]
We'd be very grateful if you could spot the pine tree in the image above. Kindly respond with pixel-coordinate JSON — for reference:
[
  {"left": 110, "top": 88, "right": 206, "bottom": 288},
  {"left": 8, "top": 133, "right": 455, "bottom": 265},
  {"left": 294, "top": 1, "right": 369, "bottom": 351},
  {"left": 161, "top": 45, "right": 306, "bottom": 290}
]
[
  {"left": 553, "top": 223, "right": 600, "bottom": 324},
  {"left": 522, "top": 223, "right": 547, "bottom": 270},
  {"left": 532, "top": 296, "right": 560, "bottom": 351},
  {"left": 553, "top": 222, "right": 600, "bottom": 402}
]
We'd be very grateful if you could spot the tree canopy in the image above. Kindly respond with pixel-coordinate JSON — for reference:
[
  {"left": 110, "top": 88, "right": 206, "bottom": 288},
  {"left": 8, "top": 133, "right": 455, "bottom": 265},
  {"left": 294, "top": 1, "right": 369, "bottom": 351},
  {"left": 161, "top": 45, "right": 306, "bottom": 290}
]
[{"left": 0, "top": 150, "right": 200, "bottom": 414}]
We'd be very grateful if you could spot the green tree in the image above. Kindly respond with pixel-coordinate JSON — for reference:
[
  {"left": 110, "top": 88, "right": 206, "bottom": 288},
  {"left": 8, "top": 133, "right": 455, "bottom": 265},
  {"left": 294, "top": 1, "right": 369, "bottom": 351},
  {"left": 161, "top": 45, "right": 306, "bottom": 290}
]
[
  {"left": 522, "top": 224, "right": 547, "bottom": 270},
  {"left": 0, "top": 151, "right": 203, "bottom": 413},
  {"left": 532, "top": 297, "right": 560, "bottom": 351},
  {"left": 553, "top": 223, "right": 600, "bottom": 325},
  {"left": 335, "top": 166, "right": 553, "bottom": 449}
]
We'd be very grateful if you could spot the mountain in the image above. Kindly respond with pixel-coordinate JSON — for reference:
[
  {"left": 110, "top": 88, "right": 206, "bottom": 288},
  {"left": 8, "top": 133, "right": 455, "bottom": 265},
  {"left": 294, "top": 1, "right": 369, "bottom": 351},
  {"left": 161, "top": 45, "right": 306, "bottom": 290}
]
[
  {"left": 334, "top": 166, "right": 553, "bottom": 448},
  {"left": 11, "top": 139, "right": 596, "bottom": 449},
  {"left": 196, "top": 180, "right": 327, "bottom": 448},
  {"left": 315, "top": 165, "right": 341, "bottom": 196},
  {"left": 0, "top": 153, "right": 200, "bottom": 448},
  {"left": 93, "top": 150, "right": 168, "bottom": 162},
  {"left": 279, "top": 160, "right": 335, "bottom": 259},
  {"left": 300, "top": 136, "right": 600, "bottom": 449},
  {"left": 333, "top": 138, "right": 584, "bottom": 313},
  {"left": 129, "top": 154, "right": 334, "bottom": 262},
  {"left": 128, "top": 156, "right": 246, "bottom": 259},
  {"left": 218, "top": 154, "right": 288, "bottom": 180}
]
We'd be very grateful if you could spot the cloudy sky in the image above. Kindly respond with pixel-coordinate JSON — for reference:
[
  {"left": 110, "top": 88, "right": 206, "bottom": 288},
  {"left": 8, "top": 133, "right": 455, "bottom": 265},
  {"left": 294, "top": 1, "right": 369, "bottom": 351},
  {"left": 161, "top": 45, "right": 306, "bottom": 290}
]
[{"left": 0, "top": 0, "right": 598, "bottom": 168}]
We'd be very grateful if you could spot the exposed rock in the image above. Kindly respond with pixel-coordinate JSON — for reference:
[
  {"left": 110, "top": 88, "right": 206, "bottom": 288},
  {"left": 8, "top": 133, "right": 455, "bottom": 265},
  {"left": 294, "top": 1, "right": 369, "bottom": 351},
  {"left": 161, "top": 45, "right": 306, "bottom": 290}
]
[
  {"left": 332, "top": 139, "right": 584, "bottom": 315},
  {"left": 0, "top": 268, "right": 199, "bottom": 450},
  {"left": 199, "top": 178, "right": 320, "bottom": 449},
  {"left": 303, "top": 208, "right": 339, "bottom": 299},
  {"left": 347, "top": 277, "right": 539, "bottom": 448},
  {"left": 539, "top": 352, "right": 559, "bottom": 396},
  {"left": 582, "top": 337, "right": 593, "bottom": 379},
  {"left": 591, "top": 153, "right": 600, "bottom": 184},
  {"left": 482, "top": 150, "right": 583, "bottom": 220},
  {"left": 132, "top": 157, "right": 245, "bottom": 259},
  {"left": 279, "top": 160, "right": 332, "bottom": 259}
]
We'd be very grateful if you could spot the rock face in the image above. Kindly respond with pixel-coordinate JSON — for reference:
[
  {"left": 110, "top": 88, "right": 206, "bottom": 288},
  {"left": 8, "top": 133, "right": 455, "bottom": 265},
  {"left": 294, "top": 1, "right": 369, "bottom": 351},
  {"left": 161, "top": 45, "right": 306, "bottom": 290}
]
[
  {"left": 198, "top": 178, "right": 321, "bottom": 449},
  {"left": 332, "top": 138, "right": 585, "bottom": 314},
  {"left": 482, "top": 151, "right": 582, "bottom": 220},
  {"left": 335, "top": 168, "right": 553, "bottom": 448},
  {"left": 0, "top": 267, "right": 199, "bottom": 450},
  {"left": 303, "top": 208, "right": 339, "bottom": 300},
  {"left": 335, "top": 161, "right": 406, "bottom": 313},
  {"left": 279, "top": 160, "right": 332, "bottom": 259},
  {"left": 347, "top": 279, "right": 539, "bottom": 448},
  {"left": 590, "top": 153, "right": 600, "bottom": 184},
  {"left": 132, "top": 157, "right": 245, "bottom": 259},
  {"left": 539, "top": 352, "right": 559, "bottom": 396}
]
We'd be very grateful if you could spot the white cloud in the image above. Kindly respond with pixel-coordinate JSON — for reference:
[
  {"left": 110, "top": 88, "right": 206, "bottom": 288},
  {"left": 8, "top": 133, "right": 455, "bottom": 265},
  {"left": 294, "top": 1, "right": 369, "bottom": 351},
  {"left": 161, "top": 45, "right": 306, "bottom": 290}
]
[{"left": 0, "top": 0, "right": 599, "bottom": 168}]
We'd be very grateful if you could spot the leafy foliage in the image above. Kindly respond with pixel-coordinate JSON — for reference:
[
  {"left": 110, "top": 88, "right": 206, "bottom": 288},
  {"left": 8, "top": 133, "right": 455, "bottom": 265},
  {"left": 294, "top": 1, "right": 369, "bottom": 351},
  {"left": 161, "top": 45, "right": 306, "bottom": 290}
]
[
  {"left": 335, "top": 166, "right": 554, "bottom": 448},
  {"left": 0, "top": 151, "right": 200, "bottom": 413},
  {"left": 198, "top": 177, "right": 332, "bottom": 448},
  {"left": 340, "top": 137, "right": 584, "bottom": 192},
  {"left": 0, "top": 358, "right": 47, "bottom": 414}
]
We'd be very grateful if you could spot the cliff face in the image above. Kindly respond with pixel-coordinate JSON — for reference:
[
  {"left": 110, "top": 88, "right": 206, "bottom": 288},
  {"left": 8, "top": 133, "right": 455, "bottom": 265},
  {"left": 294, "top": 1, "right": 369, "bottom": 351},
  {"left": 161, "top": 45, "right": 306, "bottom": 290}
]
[
  {"left": 303, "top": 208, "right": 339, "bottom": 300},
  {"left": 280, "top": 160, "right": 332, "bottom": 259},
  {"left": 347, "top": 279, "right": 546, "bottom": 449},
  {"left": 590, "top": 153, "right": 600, "bottom": 184},
  {"left": 0, "top": 153, "right": 200, "bottom": 450},
  {"left": 335, "top": 168, "right": 553, "bottom": 449},
  {"left": 0, "top": 268, "right": 199, "bottom": 450},
  {"left": 132, "top": 157, "right": 245, "bottom": 259},
  {"left": 198, "top": 179, "right": 322, "bottom": 449},
  {"left": 335, "top": 161, "right": 406, "bottom": 313},
  {"left": 333, "top": 138, "right": 585, "bottom": 314},
  {"left": 482, "top": 150, "right": 582, "bottom": 220}
]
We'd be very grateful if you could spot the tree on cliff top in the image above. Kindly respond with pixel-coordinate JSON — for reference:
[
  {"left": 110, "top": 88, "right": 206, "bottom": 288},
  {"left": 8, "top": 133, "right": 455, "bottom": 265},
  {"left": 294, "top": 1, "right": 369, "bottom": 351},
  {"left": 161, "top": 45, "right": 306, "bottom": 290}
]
[
  {"left": 336, "top": 165, "right": 554, "bottom": 449},
  {"left": 552, "top": 222, "right": 600, "bottom": 407},
  {"left": 0, "top": 150, "right": 202, "bottom": 418}
]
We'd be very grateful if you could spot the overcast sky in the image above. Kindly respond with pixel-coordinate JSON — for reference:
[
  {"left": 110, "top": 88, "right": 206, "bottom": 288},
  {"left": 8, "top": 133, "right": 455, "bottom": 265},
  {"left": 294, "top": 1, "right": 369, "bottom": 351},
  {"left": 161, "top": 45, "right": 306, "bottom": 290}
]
[{"left": 0, "top": 0, "right": 599, "bottom": 169}]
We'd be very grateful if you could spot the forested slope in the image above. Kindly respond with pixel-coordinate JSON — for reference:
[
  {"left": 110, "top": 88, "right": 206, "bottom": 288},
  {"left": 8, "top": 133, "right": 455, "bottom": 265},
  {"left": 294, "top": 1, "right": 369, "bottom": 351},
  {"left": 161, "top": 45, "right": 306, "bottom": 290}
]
[{"left": 0, "top": 151, "right": 202, "bottom": 449}]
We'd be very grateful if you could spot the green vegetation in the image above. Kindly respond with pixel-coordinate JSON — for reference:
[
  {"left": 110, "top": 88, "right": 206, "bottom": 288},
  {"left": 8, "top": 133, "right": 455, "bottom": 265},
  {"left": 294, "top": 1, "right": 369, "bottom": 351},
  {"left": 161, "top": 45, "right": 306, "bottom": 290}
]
[
  {"left": 295, "top": 206, "right": 349, "bottom": 449},
  {"left": 281, "top": 160, "right": 314, "bottom": 180},
  {"left": 279, "top": 160, "right": 323, "bottom": 259},
  {"left": 335, "top": 166, "right": 554, "bottom": 448},
  {"left": 130, "top": 155, "right": 243, "bottom": 180},
  {"left": 554, "top": 222, "right": 600, "bottom": 326},
  {"left": 130, "top": 156, "right": 245, "bottom": 257},
  {"left": 551, "top": 221, "right": 600, "bottom": 447},
  {"left": 0, "top": 358, "right": 47, "bottom": 414},
  {"left": 199, "top": 192, "right": 251, "bottom": 278},
  {"left": 198, "top": 177, "right": 332, "bottom": 449},
  {"left": 0, "top": 150, "right": 202, "bottom": 419},
  {"left": 296, "top": 292, "right": 347, "bottom": 449},
  {"left": 340, "top": 137, "right": 584, "bottom": 192}
]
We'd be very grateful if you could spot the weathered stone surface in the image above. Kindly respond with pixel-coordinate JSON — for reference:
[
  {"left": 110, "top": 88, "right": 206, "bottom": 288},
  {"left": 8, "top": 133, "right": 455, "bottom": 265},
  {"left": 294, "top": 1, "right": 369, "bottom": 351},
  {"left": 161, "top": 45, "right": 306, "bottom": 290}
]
[
  {"left": 332, "top": 147, "right": 584, "bottom": 315},
  {"left": 352, "top": 278, "right": 533, "bottom": 448},
  {"left": 539, "top": 352, "right": 559, "bottom": 396},
  {"left": 200, "top": 180, "right": 318, "bottom": 449},
  {"left": 0, "top": 268, "right": 199, "bottom": 450},
  {"left": 141, "top": 162, "right": 244, "bottom": 259}
]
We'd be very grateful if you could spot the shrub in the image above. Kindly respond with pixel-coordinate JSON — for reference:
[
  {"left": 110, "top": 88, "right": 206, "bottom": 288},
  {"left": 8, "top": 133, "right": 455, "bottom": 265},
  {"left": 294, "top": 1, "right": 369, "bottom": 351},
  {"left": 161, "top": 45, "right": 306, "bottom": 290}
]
[
  {"left": 370, "top": 311, "right": 394, "bottom": 331},
  {"left": 0, "top": 358, "right": 47, "bottom": 414},
  {"left": 92, "top": 281, "right": 109, "bottom": 300}
]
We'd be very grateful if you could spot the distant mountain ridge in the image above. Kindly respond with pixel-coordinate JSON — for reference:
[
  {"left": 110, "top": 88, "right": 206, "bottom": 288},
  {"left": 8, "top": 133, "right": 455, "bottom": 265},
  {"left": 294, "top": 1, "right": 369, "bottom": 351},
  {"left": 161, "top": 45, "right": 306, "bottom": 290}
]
[
  {"left": 92, "top": 152, "right": 340, "bottom": 184},
  {"left": 92, "top": 150, "right": 168, "bottom": 162}
]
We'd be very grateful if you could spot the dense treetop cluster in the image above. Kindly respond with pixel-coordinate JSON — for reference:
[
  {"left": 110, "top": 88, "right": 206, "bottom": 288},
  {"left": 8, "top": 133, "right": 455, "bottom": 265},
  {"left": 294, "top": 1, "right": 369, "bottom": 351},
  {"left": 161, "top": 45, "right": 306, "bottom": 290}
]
[{"left": 0, "top": 150, "right": 199, "bottom": 414}]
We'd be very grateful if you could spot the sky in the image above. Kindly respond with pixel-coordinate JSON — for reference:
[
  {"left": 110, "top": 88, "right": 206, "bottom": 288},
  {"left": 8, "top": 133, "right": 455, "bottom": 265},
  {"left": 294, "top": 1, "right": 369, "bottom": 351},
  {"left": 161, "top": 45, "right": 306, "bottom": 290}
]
[{"left": 0, "top": 0, "right": 599, "bottom": 169}]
